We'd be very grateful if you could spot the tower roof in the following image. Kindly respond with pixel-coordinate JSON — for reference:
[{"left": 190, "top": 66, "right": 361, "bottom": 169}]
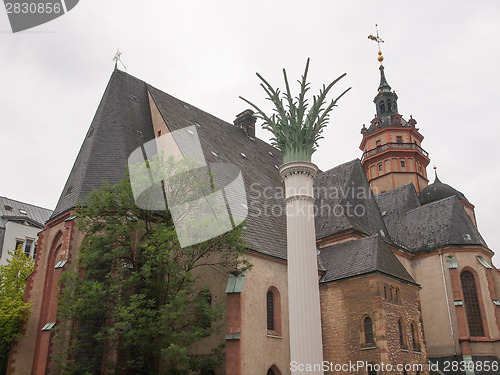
[
  {"left": 378, "top": 65, "right": 392, "bottom": 93},
  {"left": 419, "top": 173, "right": 470, "bottom": 205}
]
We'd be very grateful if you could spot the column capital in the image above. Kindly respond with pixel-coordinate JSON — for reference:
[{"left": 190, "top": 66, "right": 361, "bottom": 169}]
[{"left": 279, "top": 161, "right": 318, "bottom": 180}]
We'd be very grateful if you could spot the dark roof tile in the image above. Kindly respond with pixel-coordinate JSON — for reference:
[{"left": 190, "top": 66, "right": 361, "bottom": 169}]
[{"left": 319, "top": 234, "right": 415, "bottom": 284}]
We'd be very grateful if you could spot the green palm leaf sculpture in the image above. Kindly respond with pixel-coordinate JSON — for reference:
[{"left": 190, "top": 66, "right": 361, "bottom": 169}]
[{"left": 240, "top": 58, "right": 351, "bottom": 163}]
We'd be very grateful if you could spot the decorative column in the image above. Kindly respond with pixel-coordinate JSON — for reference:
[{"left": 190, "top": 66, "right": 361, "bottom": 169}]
[
  {"left": 240, "top": 58, "right": 350, "bottom": 374},
  {"left": 280, "top": 161, "right": 324, "bottom": 373}
]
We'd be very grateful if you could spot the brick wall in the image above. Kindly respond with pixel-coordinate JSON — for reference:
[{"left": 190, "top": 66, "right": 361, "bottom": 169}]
[{"left": 320, "top": 273, "right": 428, "bottom": 375}]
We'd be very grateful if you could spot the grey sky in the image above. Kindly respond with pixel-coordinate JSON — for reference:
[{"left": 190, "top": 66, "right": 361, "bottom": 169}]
[{"left": 1, "top": 0, "right": 499, "bottom": 265}]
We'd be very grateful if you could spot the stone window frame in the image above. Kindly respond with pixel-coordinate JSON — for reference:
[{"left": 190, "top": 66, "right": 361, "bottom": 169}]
[
  {"left": 361, "top": 315, "right": 376, "bottom": 349},
  {"left": 411, "top": 321, "right": 421, "bottom": 352},
  {"left": 384, "top": 283, "right": 401, "bottom": 304},
  {"left": 460, "top": 269, "right": 487, "bottom": 338},
  {"left": 398, "top": 318, "right": 408, "bottom": 350},
  {"left": 266, "top": 286, "right": 282, "bottom": 338}
]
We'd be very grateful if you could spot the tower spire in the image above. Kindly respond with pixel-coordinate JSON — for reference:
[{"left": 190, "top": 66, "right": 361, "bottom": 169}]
[
  {"left": 434, "top": 166, "right": 441, "bottom": 183},
  {"left": 368, "top": 24, "right": 385, "bottom": 65}
]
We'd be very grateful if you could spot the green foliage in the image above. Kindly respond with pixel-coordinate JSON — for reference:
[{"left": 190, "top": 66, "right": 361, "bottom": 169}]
[
  {"left": 0, "top": 245, "right": 34, "bottom": 373},
  {"left": 240, "top": 58, "right": 351, "bottom": 163},
  {"left": 55, "top": 158, "right": 249, "bottom": 375}
]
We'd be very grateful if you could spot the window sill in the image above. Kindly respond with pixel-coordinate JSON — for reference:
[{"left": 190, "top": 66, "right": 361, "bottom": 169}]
[
  {"left": 360, "top": 344, "right": 376, "bottom": 351},
  {"left": 401, "top": 347, "right": 409, "bottom": 352},
  {"left": 267, "top": 334, "right": 282, "bottom": 339},
  {"left": 413, "top": 350, "right": 422, "bottom": 354}
]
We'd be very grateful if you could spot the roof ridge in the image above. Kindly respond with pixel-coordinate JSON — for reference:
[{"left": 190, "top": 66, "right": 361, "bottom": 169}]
[{"left": 406, "top": 194, "right": 457, "bottom": 215}]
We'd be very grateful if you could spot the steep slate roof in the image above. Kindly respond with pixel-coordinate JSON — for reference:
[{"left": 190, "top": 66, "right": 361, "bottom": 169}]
[
  {"left": 51, "top": 70, "right": 156, "bottom": 219},
  {"left": 314, "top": 159, "right": 389, "bottom": 241},
  {"left": 376, "top": 185, "right": 486, "bottom": 252},
  {"left": 51, "top": 69, "right": 287, "bottom": 259},
  {"left": 319, "top": 234, "right": 415, "bottom": 284},
  {"left": 147, "top": 84, "right": 287, "bottom": 259},
  {"left": 0, "top": 196, "right": 53, "bottom": 228}
]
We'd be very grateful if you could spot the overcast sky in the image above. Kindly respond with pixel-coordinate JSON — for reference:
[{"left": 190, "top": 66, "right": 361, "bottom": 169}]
[{"left": 1, "top": 1, "right": 499, "bottom": 266}]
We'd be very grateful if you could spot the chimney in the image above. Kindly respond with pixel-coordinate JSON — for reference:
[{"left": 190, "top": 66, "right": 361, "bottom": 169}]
[{"left": 233, "top": 109, "right": 256, "bottom": 138}]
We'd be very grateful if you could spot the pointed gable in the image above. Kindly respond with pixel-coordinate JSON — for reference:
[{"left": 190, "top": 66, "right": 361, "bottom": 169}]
[
  {"left": 314, "top": 159, "right": 389, "bottom": 240},
  {"left": 51, "top": 70, "right": 155, "bottom": 219}
]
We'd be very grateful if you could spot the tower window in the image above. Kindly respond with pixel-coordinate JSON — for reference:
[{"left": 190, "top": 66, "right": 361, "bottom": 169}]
[
  {"left": 378, "top": 164, "right": 383, "bottom": 172},
  {"left": 379, "top": 101, "right": 386, "bottom": 113},
  {"left": 396, "top": 136, "right": 403, "bottom": 143},
  {"left": 363, "top": 317, "right": 374, "bottom": 344},
  {"left": 387, "top": 100, "right": 392, "bottom": 111},
  {"left": 376, "top": 140, "right": 381, "bottom": 146},
  {"left": 400, "top": 160, "right": 406, "bottom": 168},
  {"left": 461, "top": 271, "right": 485, "bottom": 337}
]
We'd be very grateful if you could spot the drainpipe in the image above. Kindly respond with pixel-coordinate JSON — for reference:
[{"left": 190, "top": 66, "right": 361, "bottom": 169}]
[{"left": 440, "top": 253, "right": 457, "bottom": 355}]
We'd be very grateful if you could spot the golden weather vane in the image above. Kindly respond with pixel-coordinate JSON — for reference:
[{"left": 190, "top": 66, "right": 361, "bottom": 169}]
[{"left": 368, "top": 24, "right": 385, "bottom": 64}]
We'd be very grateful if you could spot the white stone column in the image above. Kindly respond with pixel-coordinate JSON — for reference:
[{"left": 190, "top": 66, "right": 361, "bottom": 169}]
[{"left": 279, "top": 161, "right": 324, "bottom": 374}]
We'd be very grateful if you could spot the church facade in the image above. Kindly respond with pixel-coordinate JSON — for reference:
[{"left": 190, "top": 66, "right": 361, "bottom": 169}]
[{"left": 7, "top": 60, "right": 500, "bottom": 374}]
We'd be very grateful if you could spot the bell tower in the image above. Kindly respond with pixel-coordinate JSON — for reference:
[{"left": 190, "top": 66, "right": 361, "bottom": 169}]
[{"left": 361, "top": 30, "right": 430, "bottom": 194}]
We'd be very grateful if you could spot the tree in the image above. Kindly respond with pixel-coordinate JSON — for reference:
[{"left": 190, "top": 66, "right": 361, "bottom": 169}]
[
  {"left": 55, "top": 158, "right": 249, "bottom": 375},
  {"left": 240, "top": 58, "right": 351, "bottom": 163},
  {"left": 0, "top": 245, "right": 34, "bottom": 374}
]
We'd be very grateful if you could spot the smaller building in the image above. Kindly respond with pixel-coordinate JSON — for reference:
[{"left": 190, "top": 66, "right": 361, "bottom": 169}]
[{"left": 0, "top": 196, "right": 53, "bottom": 266}]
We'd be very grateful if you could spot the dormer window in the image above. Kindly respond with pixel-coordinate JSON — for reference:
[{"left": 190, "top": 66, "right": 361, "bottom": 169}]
[{"left": 19, "top": 209, "right": 27, "bottom": 215}]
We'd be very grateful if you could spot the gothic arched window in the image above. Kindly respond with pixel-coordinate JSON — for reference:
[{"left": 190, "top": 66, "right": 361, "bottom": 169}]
[
  {"left": 267, "top": 291, "right": 274, "bottom": 331},
  {"left": 380, "top": 101, "right": 386, "bottom": 113},
  {"left": 364, "top": 317, "right": 374, "bottom": 344},
  {"left": 398, "top": 319, "right": 406, "bottom": 348},
  {"left": 411, "top": 321, "right": 421, "bottom": 351},
  {"left": 267, "top": 366, "right": 281, "bottom": 375},
  {"left": 461, "top": 271, "right": 485, "bottom": 337},
  {"left": 266, "top": 287, "right": 282, "bottom": 335}
]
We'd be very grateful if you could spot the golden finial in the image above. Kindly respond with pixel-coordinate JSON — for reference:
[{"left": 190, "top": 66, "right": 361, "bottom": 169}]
[{"left": 368, "top": 24, "right": 384, "bottom": 65}]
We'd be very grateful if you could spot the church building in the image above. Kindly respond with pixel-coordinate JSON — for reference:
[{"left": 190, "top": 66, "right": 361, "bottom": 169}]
[{"left": 7, "top": 55, "right": 500, "bottom": 374}]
